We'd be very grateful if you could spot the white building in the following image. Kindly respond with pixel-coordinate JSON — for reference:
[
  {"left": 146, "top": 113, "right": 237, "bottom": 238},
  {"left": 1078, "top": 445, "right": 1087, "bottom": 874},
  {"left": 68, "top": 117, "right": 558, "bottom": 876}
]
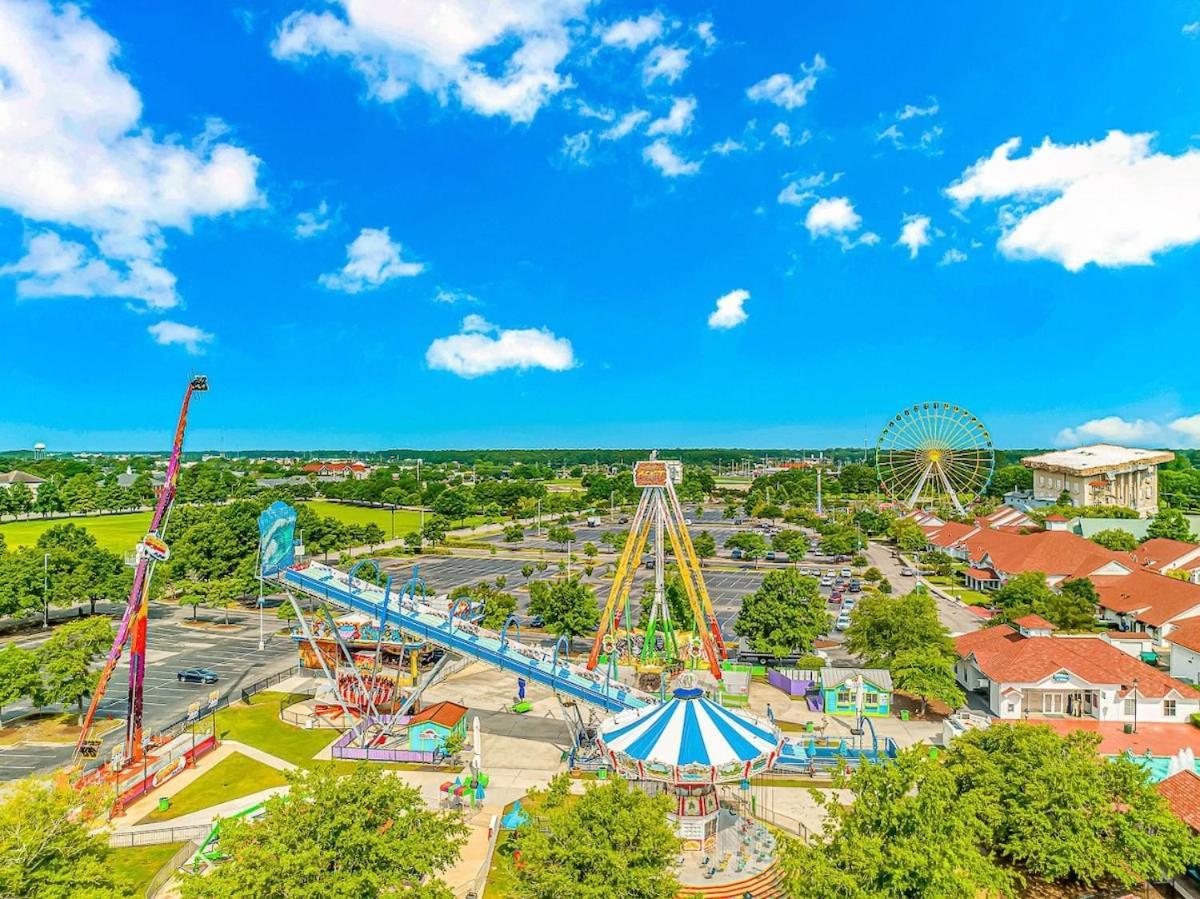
[
  {"left": 955, "top": 617, "right": 1199, "bottom": 723},
  {"left": 1021, "top": 444, "right": 1174, "bottom": 516},
  {"left": 1167, "top": 619, "right": 1200, "bottom": 684}
]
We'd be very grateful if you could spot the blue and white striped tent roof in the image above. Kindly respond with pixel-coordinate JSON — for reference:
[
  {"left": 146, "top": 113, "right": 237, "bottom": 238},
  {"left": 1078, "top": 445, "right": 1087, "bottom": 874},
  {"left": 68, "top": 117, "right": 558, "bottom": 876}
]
[{"left": 597, "top": 688, "right": 782, "bottom": 783}]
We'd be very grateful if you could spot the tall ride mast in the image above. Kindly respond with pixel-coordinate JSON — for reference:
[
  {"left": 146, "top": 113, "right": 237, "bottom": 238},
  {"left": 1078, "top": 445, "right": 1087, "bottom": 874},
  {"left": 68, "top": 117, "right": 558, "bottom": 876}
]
[{"left": 75, "top": 376, "right": 209, "bottom": 764}]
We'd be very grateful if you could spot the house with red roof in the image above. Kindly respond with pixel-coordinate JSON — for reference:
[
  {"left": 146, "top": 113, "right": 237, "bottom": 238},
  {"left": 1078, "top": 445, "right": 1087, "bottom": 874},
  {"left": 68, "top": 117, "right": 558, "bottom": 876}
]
[
  {"left": 1158, "top": 769, "right": 1200, "bottom": 833},
  {"left": 1168, "top": 618, "right": 1200, "bottom": 684},
  {"left": 1092, "top": 568, "right": 1200, "bottom": 644},
  {"left": 959, "top": 528, "right": 1133, "bottom": 588},
  {"left": 1134, "top": 538, "right": 1200, "bottom": 585},
  {"left": 954, "top": 619, "right": 1199, "bottom": 722},
  {"left": 301, "top": 460, "right": 371, "bottom": 480}
]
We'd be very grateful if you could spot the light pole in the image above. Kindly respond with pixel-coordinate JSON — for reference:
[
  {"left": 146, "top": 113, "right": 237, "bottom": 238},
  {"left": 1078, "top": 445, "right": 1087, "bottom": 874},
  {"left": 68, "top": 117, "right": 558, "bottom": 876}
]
[
  {"left": 610, "top": 490, "right": 615, "bottom": 522},
  {"left": 42, "top": 552, "right": 49, "bottom": 628},
  {"left": 390, "top": 504, "right": 396, "bottom": 540},
  {"left": 536, "top": 498, "right": 542, "bottom": 536},
  {"left": 1132, "top": 677, "right": 1139, "bottom": 734}
]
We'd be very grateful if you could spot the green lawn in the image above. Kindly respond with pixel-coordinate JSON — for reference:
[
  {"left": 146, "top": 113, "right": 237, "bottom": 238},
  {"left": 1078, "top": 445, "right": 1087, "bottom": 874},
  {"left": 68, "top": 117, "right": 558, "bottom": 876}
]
[
  {"left": 301, "top": 501, "right": 487, "bottom": 538},
  {"left": 0, "top": 511, "right": 152, "bottom": 553},
  {"left": 943, "top": 586, "right": 993, "bottom": 606},
  {"left": 109, "top": 841, "right": 186, "bottom": 895},
  {"left": 138, "top": 751, "right": 288, "bottom": 824}
]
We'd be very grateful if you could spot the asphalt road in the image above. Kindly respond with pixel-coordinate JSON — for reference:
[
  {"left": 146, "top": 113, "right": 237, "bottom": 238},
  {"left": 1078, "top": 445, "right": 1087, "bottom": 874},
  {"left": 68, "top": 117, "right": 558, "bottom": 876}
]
[
  {"left": 862, "top": 540, "right": 985, "bottom": 635},
  {"left": 0, "top": 604, "right": 297, "bottom": 781}
]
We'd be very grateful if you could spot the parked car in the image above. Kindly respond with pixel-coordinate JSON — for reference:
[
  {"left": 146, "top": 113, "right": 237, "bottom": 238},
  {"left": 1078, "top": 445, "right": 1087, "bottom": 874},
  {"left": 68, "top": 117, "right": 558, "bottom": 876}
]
[
  {"left": 731, "top": 548, "right": 744, "bottom": 560},
  {"left": 528, "top": 615, "right": 545, "bottom": 628},
  {"left": 849, "top": 582, "right": 862, "bottom": 593},
  {"left": 766, "top": 551, "right": 789, "bottom": 562},
  {"left": 840, "top": 567, "right": 852, "bottom": 578},
  {"left": 842, "top": 596, "right": 858, "bottom": 611},
  {"left": 177, "top": 667, "right": 218, "bottom": 684},
  {"left": 835, "top": 613, "right": 852, "bottom": 631},
  {"left": 820, "top": 577, "right": 834, "bottom": 588},
  {"left": 901, "top": 567, "right": 914, "bottom": 576},
  {"left": 830, "top": 590, "right": 843, "bottom": 602}
]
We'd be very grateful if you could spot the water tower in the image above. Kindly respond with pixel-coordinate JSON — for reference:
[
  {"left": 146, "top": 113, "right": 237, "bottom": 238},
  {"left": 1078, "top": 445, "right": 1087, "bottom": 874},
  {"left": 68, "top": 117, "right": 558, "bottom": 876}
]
[{"left": 33, "top": 442, "right": 45, "bottom": 460}]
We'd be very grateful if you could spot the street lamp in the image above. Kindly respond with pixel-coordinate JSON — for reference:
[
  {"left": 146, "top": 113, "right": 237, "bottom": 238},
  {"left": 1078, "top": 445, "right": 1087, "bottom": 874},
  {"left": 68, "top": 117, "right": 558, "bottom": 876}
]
[
  {"left": 1132, "top": 677, "right": 1139, "bottom": 734},
  {"left": 390, "top": 504, "right": 396, "bottom": 540},
  {"left": 42, "top": 552, "right": 49, "bottom": 628}
]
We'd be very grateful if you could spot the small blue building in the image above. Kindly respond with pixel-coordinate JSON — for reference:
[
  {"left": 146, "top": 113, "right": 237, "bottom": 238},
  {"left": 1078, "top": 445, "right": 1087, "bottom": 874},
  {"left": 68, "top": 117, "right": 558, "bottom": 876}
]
[
  {"left": 819, "top": 668, "right": 892, "bottom": 717},
  {"left": 407, "top": 701, "right": 469, "bottom": 753}
]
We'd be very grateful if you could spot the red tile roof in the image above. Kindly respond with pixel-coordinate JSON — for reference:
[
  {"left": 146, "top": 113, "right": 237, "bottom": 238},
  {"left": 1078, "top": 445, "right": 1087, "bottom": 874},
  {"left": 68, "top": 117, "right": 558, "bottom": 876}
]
[
  {"left": 1167, "top": 618, "right": 1200, "bottom": 655},
  {"left": 966, "top": 566, "right": 1000, "bottom": 581},
  {"left": 926, "top": 521, "right": 977, "bottom": 547},
  {"left": 1093, "top": 569, "right": 1200, "bottom": 627},
  {"left": 1013, "top": 614, "right": 1055, "bottom": 630},
  {"left": 1158, "top": 769, "right": 1200, "bottom": 832},
  {"left": 962, "top": 529, "right": 1130, "bottom": 580},
  {"left": 954, "top": 627, "right": 1190, "bottom": 698},
  {"left": 1135, "top": 538, "right": 1200, "bottom": 571},
  {"left": 1044, "top": 514, "right": 1069, "bottom": 522},
  {"left": 408, "top": 700, "right": 468, "bottom": 729}
]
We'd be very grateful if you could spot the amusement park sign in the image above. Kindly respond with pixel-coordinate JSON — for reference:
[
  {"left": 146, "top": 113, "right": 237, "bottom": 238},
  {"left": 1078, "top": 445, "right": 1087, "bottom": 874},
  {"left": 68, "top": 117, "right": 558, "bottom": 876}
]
[{"left": 634, "top": 460, "right": 683, "bottom": 488}]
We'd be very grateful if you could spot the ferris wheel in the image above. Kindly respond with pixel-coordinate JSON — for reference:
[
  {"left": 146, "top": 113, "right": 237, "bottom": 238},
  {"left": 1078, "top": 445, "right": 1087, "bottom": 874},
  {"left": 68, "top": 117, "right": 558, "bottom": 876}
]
[{"left": 875, "top": 402, "right": 994, "bottom": 514}]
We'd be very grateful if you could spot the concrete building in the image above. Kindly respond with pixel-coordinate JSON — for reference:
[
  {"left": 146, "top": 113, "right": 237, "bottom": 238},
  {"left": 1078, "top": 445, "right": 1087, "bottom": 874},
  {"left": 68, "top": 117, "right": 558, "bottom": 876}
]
[{"left": 1021, "top": 444, "right": 1174, "bottom": 516}]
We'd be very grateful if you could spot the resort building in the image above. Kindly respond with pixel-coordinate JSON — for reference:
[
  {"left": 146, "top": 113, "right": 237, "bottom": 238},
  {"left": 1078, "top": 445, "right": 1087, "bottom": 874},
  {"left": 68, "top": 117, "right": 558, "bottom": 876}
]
[
  {"left": 1092, "top": 569, "right": 1200, "bottom": 643},
  {"left": 0, "top": 469, "right": 44, "bottom": 496},
  {"left": 301, "top": 461, "right": 371, "bottom": 480},
  {"left": 952, "top": 528, "right": 1132, "bottom": 588},
  {"left": 1167, "top": 619, "right": 1200, "bottom": 684},
  {"left": 818, "top": 668, "right": 892, "bottom": 717},
  {"left": 954, "top": 619, "right": 1200, "bottom": 722},
  {"left": 1021, "top": 444, "right": 1174, "bottom": 516},
  {"left": 405, "top": 701, "right": 468, "bottom": 754}
]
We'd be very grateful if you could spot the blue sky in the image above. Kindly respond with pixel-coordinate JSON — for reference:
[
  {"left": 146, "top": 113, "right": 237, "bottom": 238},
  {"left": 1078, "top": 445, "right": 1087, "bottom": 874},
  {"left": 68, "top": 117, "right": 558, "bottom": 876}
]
[{"left": 2, "top": 0, "right": 1200, "bottom": 452}]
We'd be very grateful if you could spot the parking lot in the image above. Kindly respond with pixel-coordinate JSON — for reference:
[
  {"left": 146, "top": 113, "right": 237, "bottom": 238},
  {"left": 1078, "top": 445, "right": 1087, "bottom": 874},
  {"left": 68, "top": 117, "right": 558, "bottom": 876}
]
[{"left": 0, "top": 604, "right": 296, "bottom": 781}]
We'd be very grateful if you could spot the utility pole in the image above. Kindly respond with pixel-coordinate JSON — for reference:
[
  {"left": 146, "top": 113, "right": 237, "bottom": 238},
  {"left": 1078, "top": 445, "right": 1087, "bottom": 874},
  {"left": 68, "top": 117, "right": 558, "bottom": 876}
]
[{"left": 42, "top": 552, "right": 49, "bottom": 628}]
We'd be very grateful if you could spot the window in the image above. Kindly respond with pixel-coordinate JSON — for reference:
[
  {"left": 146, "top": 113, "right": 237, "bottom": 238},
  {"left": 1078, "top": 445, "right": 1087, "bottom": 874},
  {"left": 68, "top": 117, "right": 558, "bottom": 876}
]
[
  {"left": 836, "top": 690, "right": 851, "bottom": 706},
  {"left": 1164, "top": 699, "right": 1177, "bottom": 718},
  {"left": 865, "top": 691, "right": 880, "bottom": 706},
  {"left": 1123, "top": 698, "right": 1135, "bottom": 716}
]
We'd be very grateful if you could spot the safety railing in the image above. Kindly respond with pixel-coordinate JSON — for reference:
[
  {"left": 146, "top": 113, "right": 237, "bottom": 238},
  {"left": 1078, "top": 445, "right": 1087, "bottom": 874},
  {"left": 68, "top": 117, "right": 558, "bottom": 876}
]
[{"left": 144, "top": 839, "right": 201, "bottom": 898}]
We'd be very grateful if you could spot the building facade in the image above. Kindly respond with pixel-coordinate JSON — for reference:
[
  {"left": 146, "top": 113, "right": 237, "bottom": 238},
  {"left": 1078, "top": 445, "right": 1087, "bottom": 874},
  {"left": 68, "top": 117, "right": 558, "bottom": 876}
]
[{"left": 1021, "top": 444, "right": 1174, "bottom": 516}]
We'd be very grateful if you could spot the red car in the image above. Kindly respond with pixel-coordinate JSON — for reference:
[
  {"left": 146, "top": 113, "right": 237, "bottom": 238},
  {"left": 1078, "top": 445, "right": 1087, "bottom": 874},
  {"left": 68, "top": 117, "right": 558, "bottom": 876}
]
[{"left": 830, "top": 591, "right": 843, "bottom": 602}]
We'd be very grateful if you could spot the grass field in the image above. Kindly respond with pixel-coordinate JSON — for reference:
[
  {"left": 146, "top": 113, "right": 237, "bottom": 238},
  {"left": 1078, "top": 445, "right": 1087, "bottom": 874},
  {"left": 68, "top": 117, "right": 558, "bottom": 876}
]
[
  {"left": 0, "top": 511, "right": 152, "bottom": 553},
  {"left": 109, "top": 842, "right": 186, "bottom": 894},
  {"left": 301, "top": 501, "right": 487, "bottom": 538},
  {"left": 138, "top": 751, "right": 289, "bottom": 824}
]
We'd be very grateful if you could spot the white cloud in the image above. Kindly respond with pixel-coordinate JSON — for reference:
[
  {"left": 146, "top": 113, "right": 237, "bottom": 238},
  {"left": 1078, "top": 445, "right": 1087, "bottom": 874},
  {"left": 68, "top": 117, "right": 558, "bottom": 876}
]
[
  {"left": 1055, "top": 416, "right": 1165, "bottom": 447},
  {"left": 1184, "top": 21, "right": 1200, "bottom": 37},
  {"left": 746, "top": 54, "right": 826, "bottom": 110},
  {"left": 1051, "top": 413, "right": 1200, "bottom": 448},
  {"left": 896, "top": 214, "right": 932, "bottom": 259},
  {"left": 711, "top": 138, "right": 745, "bottom": 156},
  {"left": 777, "top": 171, "right": 839, "bottom": 206},
  {"left": 574, "top": 100, "right": 614, "bottom": 121},
  {"left": 0, "top": 1, "right": 261, "bottom": 310},
  {"left": 434, "top": 287, "right": 477, "bottom": 304},
  {"left": 426, "top": 315, "right": 574, "bottom": 377},
  {"left": 600, "top": 13, "right": 664, "bottom": 50},
  {"left": 600, "top": 109, "right": 650, "bottom": 141},
  {"left": 272, "top": 0, "right": 586, "bottom": 124},
  {"left": 643, "top": 44, "right": 690, "bottom": 84},
  {"left": 1170, "top": 415, "right": 1200, "bottom": 444},
  {"left": 319, "top": 227, "right": 423, "bottom": 293},
  {"left": 561, "top": 131, "right": 591, "bottom": 164},
  {"left": 707, "top": 288, "right": 749, "bottom": 330},
  {"left": 897, "top": 98, "right": 938, "bottom": 120},
  {"left": 148, "top": 320, "right": 214, "bottom": 355},
  {"left": 295, "top": 200, "right": 331, "bottom": 238},
  {"left": 947, "top": 130, "right": 1200, "bottom": 271},
  {"left": 805, "top": 196, "right": 877, "bottom": 248},
  {"left": 647, "top": 97, "right": 696, "bottom": 136},
  {"left": 643, "top": 139, "right": 701, "bottom": 177},
  {"left": 696, "top": 21, "right": 716, "bottom": 48},
  {"left": 939, "top": 248, "right": 967, "bottom": 266}
]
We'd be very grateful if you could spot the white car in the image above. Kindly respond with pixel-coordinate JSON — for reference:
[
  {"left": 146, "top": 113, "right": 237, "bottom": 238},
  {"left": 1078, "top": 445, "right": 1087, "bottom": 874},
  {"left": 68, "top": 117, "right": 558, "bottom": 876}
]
[
  {"left": 840, "top": 567, "right": 852, "bottom": 578},
  {"left": 820, "top": 577, "right": 834, "bottom": 588},
  {"left": 835, "top": 613, "right": 852, "bottom": 630}
]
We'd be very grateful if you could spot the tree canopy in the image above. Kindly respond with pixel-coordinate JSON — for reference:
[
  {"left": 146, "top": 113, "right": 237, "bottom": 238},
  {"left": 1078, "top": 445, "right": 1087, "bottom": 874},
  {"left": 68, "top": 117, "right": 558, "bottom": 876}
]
[
  {"left": 844, "top": 591, "right": 953, "bottom": 666},
  {"left": 528, "top": 577, "right": 599, "bottom": 647},
  {"left": 734, "top": 569, "right": 828, "bottom": 657},
  {"left": 1089, "top": 528, "right": 1139, "bottom": 552},
  {"left": 1146, "top": 508, "right": 1197, "bottom": 542},
  {"left": 181, "top": 765, "right": 468, "bottom": 899},
  {"left": 511, "top": 774, "right": 680, "bottom": 899}
]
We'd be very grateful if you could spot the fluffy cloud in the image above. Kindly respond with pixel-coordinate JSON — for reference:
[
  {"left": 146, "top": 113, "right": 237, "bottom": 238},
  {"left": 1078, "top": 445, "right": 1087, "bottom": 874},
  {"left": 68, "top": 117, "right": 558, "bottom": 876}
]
[
  {"left": 947, "top": 130, "right": 1200, "bottom": 271},
  {"left": 148, "top": 320, "right": 214, "bottom": 355},
  {"left": 696, "top": 21, "right": 716, "bottom": 48},
  {"left": 896, "top": 214, "right": 932, "bottom": 258},
  {"left": 273, "top": 0, "right": 587, "bottom": 123},
  {"left": 710, "top": 138, "right": 745, "bottom": 156},
  {"left": 707, "top": 288, "right": 749, "bottom": 330},
  {"left": 805, "top": 197, "right": 878, "bottom": 248},
  {"left": 600, "top": 109, "right": 649, "bottom": 141},
  {"left": 746, "top": 54, "right": 826, "bottom": 109},
  {"left": 599, "top": 13, "right": 663, "bottom": 49},
  {"left": 646, "top": 97, "right": 696, "bottom": 136},
  {"left": 434, "top": 287, "right": 477, "bottom": 304},
  {"left": 643, "top": 139, "right": 701, "bottom": 177},
  {"left": 643, "top": 45, "right": 690, "bottom": 84},
  {"left": 295, "top": 200, "right": 332, "bottom": 238},
  {"left": 319, "top": 227, "right": 423, "bottom": 292},
  {"left": 561, "top": 131, "right": 591, "bottom": 164},
  {"left": 898, "top": 98, "right": 939, "bottom": 120},
  {"left": 0, "top": 1, "right": 261, "bottom": 310},
  {"left": 1184, "top": 21, "right": 1200, "bottom": 37},
  {"left": 939, "top": 248, "right": 967, "bottom": 265},
  {"left": 1056, "top": 414, "right": 1200, "bottom": 447},
  {"left": 777, "top": 171, "right": 839, "bottom": 206},
  {"left": 426, "top": 315, "right": 574, "bottom": 377}
]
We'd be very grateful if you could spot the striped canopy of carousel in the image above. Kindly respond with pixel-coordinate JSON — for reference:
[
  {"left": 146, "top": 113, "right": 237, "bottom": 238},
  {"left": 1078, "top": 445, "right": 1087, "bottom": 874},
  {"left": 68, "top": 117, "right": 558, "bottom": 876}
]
[{"left": 596, "top": 687, "right": 783, "bottom": 785}]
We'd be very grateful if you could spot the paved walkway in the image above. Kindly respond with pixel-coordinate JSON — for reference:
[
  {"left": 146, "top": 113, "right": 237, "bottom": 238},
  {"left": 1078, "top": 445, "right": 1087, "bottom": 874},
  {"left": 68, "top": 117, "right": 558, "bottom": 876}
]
[{"left": 1037, "top": 719, "right": 1200, "bottom": 756}]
